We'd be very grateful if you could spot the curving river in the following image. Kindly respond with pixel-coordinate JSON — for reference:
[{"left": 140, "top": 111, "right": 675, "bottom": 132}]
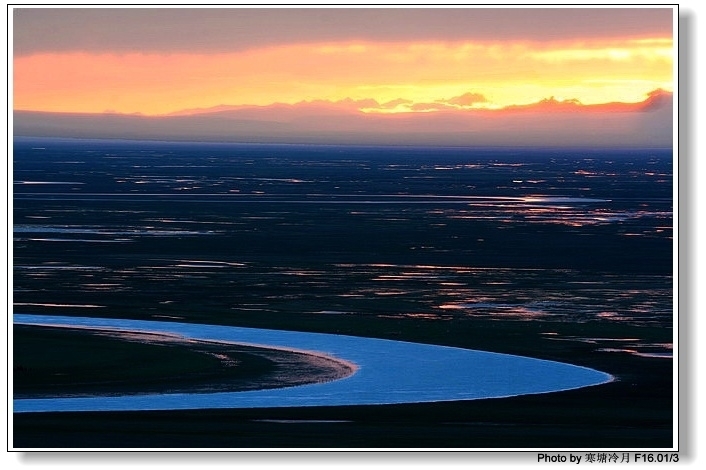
[{"left": 13, "top": 314, "right": 613, "bottom": 413}]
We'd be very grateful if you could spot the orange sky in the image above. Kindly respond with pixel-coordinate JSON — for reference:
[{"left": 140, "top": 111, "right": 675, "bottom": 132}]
[{"left": 12, "top": 8, "right": 674, "bottom": 116}]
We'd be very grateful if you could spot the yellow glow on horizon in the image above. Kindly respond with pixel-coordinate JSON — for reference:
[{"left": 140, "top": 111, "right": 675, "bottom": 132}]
[
  {"left": 13, "top": 37, "right": 673, "bottom": 115},
  {"left": 528, "top": 41, "right": 673, "bottom": 63}
]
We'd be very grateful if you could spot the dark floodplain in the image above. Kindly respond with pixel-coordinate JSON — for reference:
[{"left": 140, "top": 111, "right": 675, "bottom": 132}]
[{"left": 12, "top": 137, "right": 673, "bottom": 448}]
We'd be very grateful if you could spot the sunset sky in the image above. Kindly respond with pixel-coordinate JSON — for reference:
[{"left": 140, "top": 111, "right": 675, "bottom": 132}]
[
  {"left": 13, "top": 7, "right": 674, "bottom": 114},
  {"left": 11, "top": 6, "right": 676, "bottom": 146}
]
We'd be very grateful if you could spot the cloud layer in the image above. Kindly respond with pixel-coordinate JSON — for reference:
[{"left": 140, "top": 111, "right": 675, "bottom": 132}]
[
  {"left": 13, "top": 8, "right": 674, "bottom": 56},
  {"left": 14, "top": 90, "right": 673, "bottom": 148}
]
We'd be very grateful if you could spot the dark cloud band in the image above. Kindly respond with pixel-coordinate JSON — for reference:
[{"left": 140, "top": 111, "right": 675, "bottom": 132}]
[{"left": 13, "top": 7, "right": 674, "bottom": 56}]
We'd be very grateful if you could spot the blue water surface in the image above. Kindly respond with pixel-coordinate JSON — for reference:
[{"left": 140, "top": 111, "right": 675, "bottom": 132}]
[{"left": 13, "top": 314, "right": 613, "bottom": 413}]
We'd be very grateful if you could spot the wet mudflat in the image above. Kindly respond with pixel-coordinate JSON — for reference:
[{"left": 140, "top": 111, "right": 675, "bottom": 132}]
[{"left": 12, "top": 139, "right": 673, "bottom": 448}]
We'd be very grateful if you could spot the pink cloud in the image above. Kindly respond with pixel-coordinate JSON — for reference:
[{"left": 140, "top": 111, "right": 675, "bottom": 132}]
[{"left": 441, "top": 92, "right": 488, "bottom": 107}]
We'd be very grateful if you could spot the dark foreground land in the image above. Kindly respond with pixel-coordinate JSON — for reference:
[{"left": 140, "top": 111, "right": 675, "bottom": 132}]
[
  {"left": 14, "top": 325, "right": 354, "bottom": 397},
  {"left": 13, "top": 313, "right": 673, "bottom": 449}
]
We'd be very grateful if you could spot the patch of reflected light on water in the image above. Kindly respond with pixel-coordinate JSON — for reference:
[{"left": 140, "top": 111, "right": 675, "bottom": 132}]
[
  {"left": 151, "top": 314, "right": 185, "bottom": 320},
  {"left": 80, "top": 283, "right": 127, "bottom": 292},
  {"left": 596, "top": 348, "right": 673, "bottom": 359},
  {"left": 14, "top": 224, "right": 218, "bottom": 237},
  {"left": 253, "top": 419, "right": 352, "bottom": 424},
  {"left": 378, "top": 312, "right": 454, "bottom": 321},
  {"left": 14, "top": 181, "right": 85, "bottom": 185},
  {"left": 437, "top": 303, "right": 557, "bottom": 320},
  {"left": 24, "top": 238, "right": 131, "bottom": 243},
  {"left": 541, "top": 333, "right": 673, "bottom": 359},
  {"left": 13, "top": 303, "right": 105, "bottom": 308},
  {"left": 371, "top": 290, "right": 414, "bottom": 296}
]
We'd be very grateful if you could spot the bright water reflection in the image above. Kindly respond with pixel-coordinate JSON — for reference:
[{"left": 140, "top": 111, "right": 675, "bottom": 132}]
[{"left": 14, "top": 314, "right": 613, "bottom": 413}]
